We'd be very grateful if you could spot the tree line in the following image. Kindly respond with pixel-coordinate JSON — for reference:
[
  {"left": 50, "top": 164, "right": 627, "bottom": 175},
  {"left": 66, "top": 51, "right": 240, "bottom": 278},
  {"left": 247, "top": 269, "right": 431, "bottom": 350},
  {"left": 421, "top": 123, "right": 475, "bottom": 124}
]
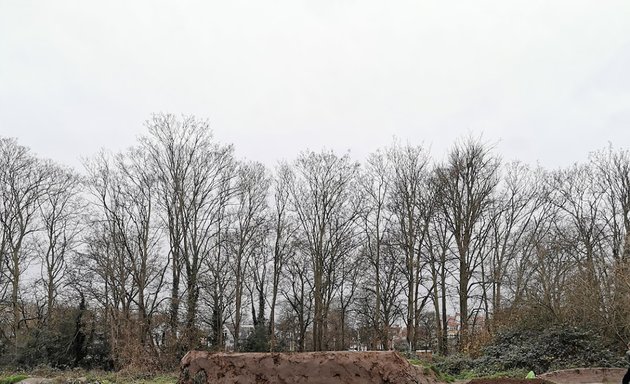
[{"left": 1, "top": 114, "right": 629, "bottom": 369}]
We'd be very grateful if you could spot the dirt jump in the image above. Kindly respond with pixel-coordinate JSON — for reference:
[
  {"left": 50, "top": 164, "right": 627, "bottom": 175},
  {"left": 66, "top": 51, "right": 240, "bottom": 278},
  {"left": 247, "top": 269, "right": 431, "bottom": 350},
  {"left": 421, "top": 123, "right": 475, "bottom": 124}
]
[
  {"left": 538, "top": 367, "right": 626, "bottom": 383},
  {"left": 463, "top": 368, "right": 627, "bottom": 384},
  {"left": 179, "top": 350, "right": 440, "bottom": 384}
]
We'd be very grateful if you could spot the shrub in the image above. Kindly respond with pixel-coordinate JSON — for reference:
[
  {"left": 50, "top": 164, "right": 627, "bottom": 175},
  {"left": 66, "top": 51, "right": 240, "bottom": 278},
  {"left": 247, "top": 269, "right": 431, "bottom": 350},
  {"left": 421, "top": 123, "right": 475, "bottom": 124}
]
[
  {"left": 481, "top": 325, "right": 623, "bottom": 372},
  {"left": 242, "top": 322, "right": 270, "bottom": 352},
  {"left": 433, "top": 324, "right": 624, "bottom": 377}
]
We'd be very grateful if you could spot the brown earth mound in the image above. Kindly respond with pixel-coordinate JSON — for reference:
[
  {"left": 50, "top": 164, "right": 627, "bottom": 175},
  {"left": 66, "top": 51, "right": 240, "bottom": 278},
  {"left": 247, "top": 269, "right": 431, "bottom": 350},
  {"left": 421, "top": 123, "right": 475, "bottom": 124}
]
[
  {"left": 466, "top": 379, "right": 553, "bottom": 384},
  {"left": 538, "top": 367, "right": 626, "bottom": 384},
  {"left": 179, "top": 350, "right": 440, "bottom": 384}
]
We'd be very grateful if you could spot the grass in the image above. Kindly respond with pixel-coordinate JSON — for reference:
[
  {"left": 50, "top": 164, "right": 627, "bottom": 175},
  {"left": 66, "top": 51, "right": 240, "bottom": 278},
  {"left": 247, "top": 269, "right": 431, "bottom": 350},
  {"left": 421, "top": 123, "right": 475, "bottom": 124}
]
[
  {"left": 407, "top": 358, "right": 532, "bottom": 382},
  {"left": 407, "top": 359, "right": 457, "bottom": 382},
  {"left": 0, "top": 370, "right": 178, "bottom": 384},
  {"left": 63, "top": 372, "right": 178, "bottom": 384},
  {"left": 0, "top": 375, "right": 28, "bottom": 384}
]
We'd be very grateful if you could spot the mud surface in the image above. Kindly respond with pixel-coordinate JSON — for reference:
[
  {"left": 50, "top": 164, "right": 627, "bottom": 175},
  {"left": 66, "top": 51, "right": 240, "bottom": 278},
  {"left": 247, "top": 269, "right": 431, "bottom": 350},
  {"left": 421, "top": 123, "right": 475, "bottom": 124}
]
[
  {"left": 179, "top": 350, "right": 440, "bottom": 384},
  {"left": 538, "top": 367, "right": 627, "bottom": 384}
]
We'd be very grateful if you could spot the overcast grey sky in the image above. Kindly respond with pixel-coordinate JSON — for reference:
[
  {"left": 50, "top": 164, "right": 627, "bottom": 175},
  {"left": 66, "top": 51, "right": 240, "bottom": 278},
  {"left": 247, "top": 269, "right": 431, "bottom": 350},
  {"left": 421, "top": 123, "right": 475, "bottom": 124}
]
[{"left": 1, "top": 1, "right": 629, "bottom": 169}]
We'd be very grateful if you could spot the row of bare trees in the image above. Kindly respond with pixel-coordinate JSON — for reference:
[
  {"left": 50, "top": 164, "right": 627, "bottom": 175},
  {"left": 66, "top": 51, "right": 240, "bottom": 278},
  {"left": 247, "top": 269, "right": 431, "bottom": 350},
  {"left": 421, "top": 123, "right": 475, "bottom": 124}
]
[{"left": 2, "top": 115, "right": 630, "bottom": 368}]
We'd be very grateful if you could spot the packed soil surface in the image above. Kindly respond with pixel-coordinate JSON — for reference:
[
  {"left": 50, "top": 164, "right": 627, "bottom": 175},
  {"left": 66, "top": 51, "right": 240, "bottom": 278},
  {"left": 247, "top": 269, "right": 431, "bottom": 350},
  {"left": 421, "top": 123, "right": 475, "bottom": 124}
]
[
  {"left": 179, "top": 350, "right": 440, "bottom": 384},
  {"left": 538, "top": 367, "right": 627, "bottom": 384},
  {"left": 466, "top": 379, "right": 553, "bottom": 384}
]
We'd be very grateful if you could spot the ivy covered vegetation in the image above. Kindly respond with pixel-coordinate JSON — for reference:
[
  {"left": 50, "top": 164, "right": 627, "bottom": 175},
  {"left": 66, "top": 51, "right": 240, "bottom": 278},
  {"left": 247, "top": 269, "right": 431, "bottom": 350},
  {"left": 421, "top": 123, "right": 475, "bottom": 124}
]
[{"left": 433, "top": 325, "right": 624, "bottom": 379}]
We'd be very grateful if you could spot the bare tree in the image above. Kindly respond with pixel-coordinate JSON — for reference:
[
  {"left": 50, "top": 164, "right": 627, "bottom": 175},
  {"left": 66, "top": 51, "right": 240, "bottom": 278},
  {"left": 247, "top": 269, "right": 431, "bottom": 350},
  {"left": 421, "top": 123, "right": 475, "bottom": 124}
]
[
  {"left": 84, "top": 147, "right": 169, "bottom": 365},
  {"left": 82, "top": 151, "right": 135, "bottom": 366},
  {"left": 508, "top": 179, "right": 556, "bottom": 309},
  {"left": 485, "top": 162, "right": 544, "bottom": 318},
  {"left": 591, "top": 147, "right": 630, "bottom": 342},
  {"left": 523, "top": 211, "right": 572, "bottom": 323},
  {"left": 359, "top": 150, "right": 391, "bottom": 349},
  {"left": 268, "top": 163, "right": 296, "bottom": 351},
  {"left": 289, "top": 150, "right": 361, "bottom": 351},
  {"left": 141, "top": 114, "right": 236, "bottom": 350},
  {"left": 201, "top": 210, "right": 233, "bottom": 350},
  {"left": 386, "top": 142, "right": 432, "bottom": 351},
  {"left": 549, "top": 165, "right": 608, "bottom": 325},
  {"left": 425, "top": 189, "right": 453, "bottom": 355},
  {"left": 434, "top": 138, "right": 499, "bottom": 350},
  {"left": 281, "top": 250, "right": 313, "bottom": 352},
  {"left": 229, "top": 161, "right": 270, "bottom": 350},
  {"left": 9, "top": 122, "right": 630, "bottom": 367},
  {"left": 36, "top": 162, "right": 83, "bottom": 320},
  {"left": 591, "top": 146, "right": 630, "bottom": 263},
  {"left": 334, "top": 241, "right": 362, "bottom": 350},
  {"left": 116, "top": 148, "right": 169, "bottom": 349},
  {"left": 0, "top": 137, "right": 47, "bottom": 354}
]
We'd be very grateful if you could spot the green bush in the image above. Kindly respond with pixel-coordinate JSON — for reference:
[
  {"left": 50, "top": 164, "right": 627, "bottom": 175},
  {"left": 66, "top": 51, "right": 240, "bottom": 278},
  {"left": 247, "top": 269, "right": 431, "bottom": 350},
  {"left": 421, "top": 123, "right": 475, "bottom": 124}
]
[
  {"left": 434, "top": 324, "right": 624, "bottom": 377},
  {"left": 481, "top": 325, "right": 623, "bottom": 372},
  {"left": 242, "top": 322, "right": 270, "bottom": 352},
  {"left": 433, "top": 354, "right": 476, "bottom": 376}
]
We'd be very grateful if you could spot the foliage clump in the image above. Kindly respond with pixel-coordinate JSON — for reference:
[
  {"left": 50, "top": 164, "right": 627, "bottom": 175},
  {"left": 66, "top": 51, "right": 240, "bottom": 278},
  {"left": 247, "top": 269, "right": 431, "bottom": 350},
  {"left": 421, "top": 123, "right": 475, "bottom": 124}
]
[
  {"left": 434, "top": 325, "right": 624, "bottom": 377},
  {"left": 242, "top": 322, "right": 270, "bottom": 352}
]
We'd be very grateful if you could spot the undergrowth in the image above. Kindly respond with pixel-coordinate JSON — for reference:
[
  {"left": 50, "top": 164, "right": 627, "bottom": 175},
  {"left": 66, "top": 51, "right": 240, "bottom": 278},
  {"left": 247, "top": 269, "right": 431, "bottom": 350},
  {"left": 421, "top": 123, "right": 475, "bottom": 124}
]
[{"left": 0, "top": 375, "right": 28, "bottom": 384}]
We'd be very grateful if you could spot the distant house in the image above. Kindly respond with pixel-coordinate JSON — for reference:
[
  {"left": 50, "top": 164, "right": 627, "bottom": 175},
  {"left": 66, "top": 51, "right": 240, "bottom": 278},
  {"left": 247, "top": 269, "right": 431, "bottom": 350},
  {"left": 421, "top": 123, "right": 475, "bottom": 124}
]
[
  {"left": 151, "top": 321, "right": 170, "bottom": 347},
  {"left": 389, "top": 325, "right": 408, "bottom": 350},
  {"left": 470, "top": 314, "right": 486, "bottom": 333},
  {"left": 446, "top": 314, "right": 460, "bottom": 339},
  {"left": 415, "top": 349, "right": 433, "bottom": 361},
  {"left": 214, "top": 323, "right": 255, "bottom": 351},
  {"left": 446, "top": 313, "right": 487, "bottom": 339}
]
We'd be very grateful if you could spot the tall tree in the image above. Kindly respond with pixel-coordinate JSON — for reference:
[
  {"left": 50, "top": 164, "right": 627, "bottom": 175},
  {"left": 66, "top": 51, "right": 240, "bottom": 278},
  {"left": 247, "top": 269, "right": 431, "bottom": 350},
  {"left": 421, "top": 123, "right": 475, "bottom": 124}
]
[
  {"left": 591, "top": 147, "right": 630, "bottom": 342},
  {"left": 386, "top": 143, "right": 431, "bottom": 351},
  {"left": 289, "top": 150, "right": 360, "bottom": 351},
  {"left": 425, "top": 190, "right": 453, "bottom": 355},
  {"left": 116, "top": 148, "right": 169, "bottom": 348},
  {"left": 83, "top": 151, "right": 134, "bottom": 366},
  {"left": 486, "top": 162, "right": 543, "bottom": 316},
  {"left": 141, "top": 114, "right": 236, "bottom": 351},
  {"left": 435, "top": 138, "right": 499, "bottom": 350},
  {"left": 229, "top": 161, "right": 270, "bottom": 350},
  {"left": 281, "top": 250, "right": 313, "bottom": 352},
  {"left": 0, "top": 137, "right": 47, "bottom": 355},
  {"left": 36, "top": 162, "right": 83, "bottom": 320},
  {"left": 359, "top": 150, "right": 390, "bottom": 349},
  {"left": 268, "top": 163, "right": 296, "bottom": 351}
]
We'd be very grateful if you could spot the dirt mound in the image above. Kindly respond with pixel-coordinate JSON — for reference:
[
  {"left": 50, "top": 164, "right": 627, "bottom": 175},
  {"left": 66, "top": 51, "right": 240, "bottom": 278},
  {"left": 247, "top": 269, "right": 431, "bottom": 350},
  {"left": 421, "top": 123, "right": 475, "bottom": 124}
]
[
  {"left": 538, "top": 367, "right": 626, "bottom": 383},
  {"left": 466, "top": 379, "right": 553, "bottom": 384},
  {"left": 179, "top": 350, "right": 440, "bottom": 384}
]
